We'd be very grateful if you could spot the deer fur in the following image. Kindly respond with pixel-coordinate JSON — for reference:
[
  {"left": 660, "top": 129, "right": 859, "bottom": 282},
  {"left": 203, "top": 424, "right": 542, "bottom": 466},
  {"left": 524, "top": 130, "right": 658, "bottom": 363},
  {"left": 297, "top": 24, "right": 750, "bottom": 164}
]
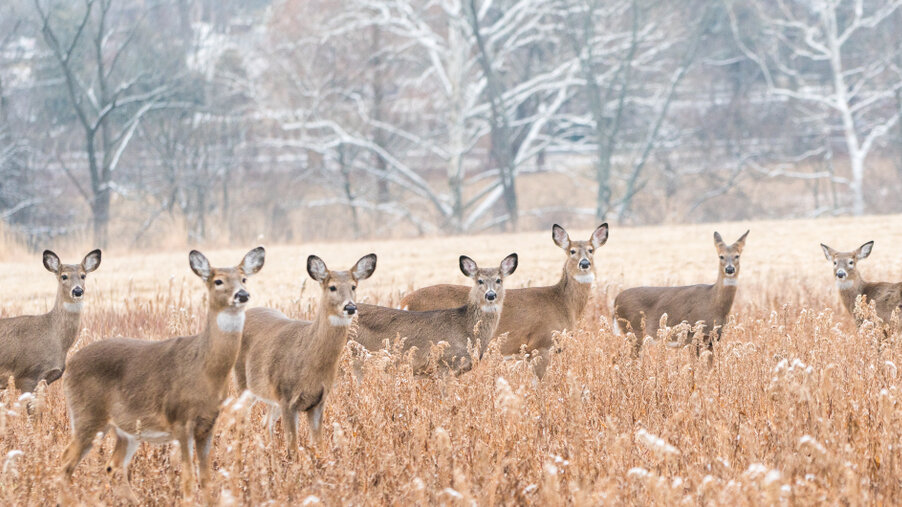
[
  {"left": 400, "top": 224, "right": 607, "bottom": 377},
  {"left": 234, "top": 253, "right": 376, "bottom": 457},
  {"left": 0, "top": 249, "right": 101, "bottom": 393},
  {"left": 821, "top": 241, "right": 902, "bottom": 330},
  {"left": 614, "top": 231, "right": 749, "bottom": 354},
  {"left": 60, "top": 247, "right": 264, "bottom": 502},
  {"left": 355, "top": 254, "right": 518, "bottom": 375}
]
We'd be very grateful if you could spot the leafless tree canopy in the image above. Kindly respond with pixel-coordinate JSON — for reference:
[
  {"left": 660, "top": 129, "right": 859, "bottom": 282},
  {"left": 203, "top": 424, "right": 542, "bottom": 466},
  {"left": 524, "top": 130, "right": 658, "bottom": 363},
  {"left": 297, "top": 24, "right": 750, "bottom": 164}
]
[{"left": 1, "top": 0, "right": 901, "bottom": 246}]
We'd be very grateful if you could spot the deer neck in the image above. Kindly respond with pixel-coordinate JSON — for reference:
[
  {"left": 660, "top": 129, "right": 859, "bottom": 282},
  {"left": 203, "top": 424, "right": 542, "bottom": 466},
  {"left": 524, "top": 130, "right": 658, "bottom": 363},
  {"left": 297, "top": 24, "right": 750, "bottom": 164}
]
[
  {"left": 556, "top": 267, "right": 593, "bottom": 322},
  {"left": 310, "top": 302, "right": 352, "bottom": 369},
  {"left": 50, "top": 288, "right": 83, "bottom": 353},
  {"left": 714, "top": 273, "right": 739, "bottom": 316},
  {"left": 836, "top": 273, "right": 866, "bottom": 314},
  {"left": 200, "top": 307, "right": 245, "bottom": 384},
  {"left": 467, "top": 297, "right": 501, "bottom": 358}
]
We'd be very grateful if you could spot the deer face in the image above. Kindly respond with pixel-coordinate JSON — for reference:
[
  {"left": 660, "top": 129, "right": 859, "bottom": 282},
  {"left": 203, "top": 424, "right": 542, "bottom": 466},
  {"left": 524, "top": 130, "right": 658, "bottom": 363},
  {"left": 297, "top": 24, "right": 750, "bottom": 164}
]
[
  {"left": 461, "top": 253, "right": 518, "bottom": 313},
  {"left": 307, "top": 253, "right": 377, "bottom": 327},
  {"left": 821, "top": 241, "right": 872, "bottom": 289},
  {"left": 553, "top": 224, "right": 608, "bottom": 284},
  {"left": 43, "top": 249, "right": 102, "bottom": 309},
  {"left": 714, "top": 230, "right": 749, "bottom": 284},
  {"left": 190, "top": 247, "right": 265, "bottom": 317}
]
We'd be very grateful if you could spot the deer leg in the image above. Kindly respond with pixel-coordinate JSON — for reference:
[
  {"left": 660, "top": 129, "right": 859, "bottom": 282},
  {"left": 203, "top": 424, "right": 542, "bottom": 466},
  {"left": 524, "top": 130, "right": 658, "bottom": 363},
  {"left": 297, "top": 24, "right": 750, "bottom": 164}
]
[
  {"left": 61, "top": 418, "right": 107, "bottom": 482},
  {"left": 306, "top": 401, "right": 324, "bottom": 445},
  {"left": 194, "top": 423, "right": 215, "bottom": 502},
  {"left": 266, "top": 404, "right": 281, "bottom": 442},
  {"left": 107, "top": 429, "right": 139, "bottom": 504},
  {"left": 176, "top": 428, "right": 196, "bottom": 501},
  {"left": 42, "top": 368, "right": 64, "bottom": 386},
  {"left": 281, "top": 402, "right": 298, "bottom": 460}
]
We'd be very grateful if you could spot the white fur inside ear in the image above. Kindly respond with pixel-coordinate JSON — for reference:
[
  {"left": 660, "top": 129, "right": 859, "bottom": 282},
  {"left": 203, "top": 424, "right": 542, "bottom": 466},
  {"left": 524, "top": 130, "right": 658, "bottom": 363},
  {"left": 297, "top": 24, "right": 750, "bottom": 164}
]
[
  {"left": 573, "top": 273, "right": 595, "bottom": 284},
  {"left": 722, "top": 278, "right": 738, "bottom": 286},
  {"left": 63, "top": 302, "right": 83, "bottom": 313},
  {"left": 329, "top": 315, "right": 352, "bottom": 327},
  {"left": 217, "top": 311, "right": 246, "bottom": 333},
  {"left": 836, "top": 280, "right": 854, "bottom": 290},
  {"left": 481, "top": 304, "right": 499, "bottom": 313}
]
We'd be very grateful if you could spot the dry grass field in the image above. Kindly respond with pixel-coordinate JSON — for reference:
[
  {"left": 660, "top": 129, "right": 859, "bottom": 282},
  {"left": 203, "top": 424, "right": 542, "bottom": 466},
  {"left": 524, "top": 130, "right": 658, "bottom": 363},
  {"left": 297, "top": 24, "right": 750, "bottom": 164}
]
[{"left": 2, "top": 215, "right": 902, "bottom": 505}]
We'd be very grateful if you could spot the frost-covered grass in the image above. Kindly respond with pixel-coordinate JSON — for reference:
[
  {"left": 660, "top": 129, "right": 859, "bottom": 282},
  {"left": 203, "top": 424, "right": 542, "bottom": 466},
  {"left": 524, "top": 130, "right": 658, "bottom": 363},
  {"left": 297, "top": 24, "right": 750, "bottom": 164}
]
[{"left": 1, "top": 215, "right": 902, "bottom": 504}]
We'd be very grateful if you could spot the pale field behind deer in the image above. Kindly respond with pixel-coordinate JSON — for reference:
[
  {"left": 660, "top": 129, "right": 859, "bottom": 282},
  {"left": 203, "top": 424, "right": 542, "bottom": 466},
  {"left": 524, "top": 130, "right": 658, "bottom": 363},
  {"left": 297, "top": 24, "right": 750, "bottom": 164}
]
[{"left": 1, "top": 214, "right": 902, "bottom": 505}]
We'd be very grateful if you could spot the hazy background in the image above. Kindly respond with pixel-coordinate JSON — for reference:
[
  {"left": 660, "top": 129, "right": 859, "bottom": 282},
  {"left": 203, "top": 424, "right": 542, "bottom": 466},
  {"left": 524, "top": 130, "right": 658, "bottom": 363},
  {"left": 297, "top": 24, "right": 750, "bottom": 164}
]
[{"left": 1, "top": 0, "right": 901, "bottom": 249}]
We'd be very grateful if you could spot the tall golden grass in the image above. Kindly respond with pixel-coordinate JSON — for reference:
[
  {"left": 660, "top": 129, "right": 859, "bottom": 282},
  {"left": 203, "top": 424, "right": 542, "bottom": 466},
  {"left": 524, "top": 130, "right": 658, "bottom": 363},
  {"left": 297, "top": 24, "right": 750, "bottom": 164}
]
[{"left": 1, "top": 215, "right": 902, "bottom": 505}]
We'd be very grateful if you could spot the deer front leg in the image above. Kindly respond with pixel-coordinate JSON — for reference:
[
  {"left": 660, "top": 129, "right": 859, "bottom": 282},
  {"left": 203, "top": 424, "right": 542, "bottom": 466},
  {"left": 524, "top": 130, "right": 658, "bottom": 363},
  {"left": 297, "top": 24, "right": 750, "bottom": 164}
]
[
  {"left": 281, "top": 402, "right": 298, "bottom": 460},
  {"left": 176, "top": 428, "right": 196, "bottom": 501}
]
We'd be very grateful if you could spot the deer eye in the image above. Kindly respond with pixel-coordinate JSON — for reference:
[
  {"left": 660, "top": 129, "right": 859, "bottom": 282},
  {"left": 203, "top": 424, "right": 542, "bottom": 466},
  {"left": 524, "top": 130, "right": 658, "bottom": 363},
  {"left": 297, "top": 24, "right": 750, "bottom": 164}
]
[
  {"left": 61, "top": 275, "right": 68, "bottom": 280},
  {"left": 588, "top": 248, "right": 593, "bottom": 254},
  {"left": 351, "top": 285, "right": 357, "bottom": 291},
  {"left": 214, "top": 280, "right": 223, "bottom": 286},
  {"left": 495, "top": 278, "right": 501, "bottom": 284},
  {"left": 849, "top": 261, "right": 854, "bottom": 266},
  {"left": 329, "top": 286, "right": 337, "bottom": 292},
  {"left": 242, "top": 278, "right": 247, "bottom": 283},
  {"left": 719, "top": 255, "right": 724, "bottom": 260},
  {"left": 477, "top": 279, "right": 484, "bottom": 285},
  {"left": 80, "top": 274, "right": 86, "bottom": 279},
  {"left": 733, "top": 255, "right": 739, "bottom": 260}
]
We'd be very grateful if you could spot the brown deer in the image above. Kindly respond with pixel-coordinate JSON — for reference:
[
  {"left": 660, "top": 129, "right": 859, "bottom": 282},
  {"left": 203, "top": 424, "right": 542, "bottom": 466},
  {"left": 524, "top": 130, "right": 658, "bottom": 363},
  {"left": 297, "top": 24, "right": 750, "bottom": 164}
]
[
  {"left": 234, "top": 253, "right": 376, "bottom": 457},
  {"left": 821, "top": 241, "right": 902, "bottom": 330},
  {"left": 614, "top": 231, "right": 749, "bottom": 354},
  {"left": 0, "top": 249, "right": 101, "bottom": 393},
  {"left": 400, "top": 224, "right": 607, "bottom": 377},
  {"left": 60, "top": 247, "right": 264, "bottom": 502},
  {"left": 355, "top": 253, "right": 518, "bottom": 374}
]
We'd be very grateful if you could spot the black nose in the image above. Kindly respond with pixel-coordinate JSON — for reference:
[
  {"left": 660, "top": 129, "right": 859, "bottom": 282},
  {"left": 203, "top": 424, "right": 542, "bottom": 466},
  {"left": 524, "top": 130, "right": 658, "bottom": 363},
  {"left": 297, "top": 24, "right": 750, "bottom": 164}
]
[
  {"left": 485, "top": 291, "right": 496, "bottom": 301},
  {"left": 72, "top": 286, "right": 84, "bottom": 297},
  {"left": 344, "top": 303, "right": 357, "bottom": 315},
  {"left": 725, "top": 266, "right": 735, "bottom": 275},
  {"left": 235, "top": 289, "right": 250, "bottom": 303},
  {"left": 579, "top": 259, "right": 590, "bottom": 270},
  {"left": 837, "top": 271, "right": 846, "bottom": 279}
]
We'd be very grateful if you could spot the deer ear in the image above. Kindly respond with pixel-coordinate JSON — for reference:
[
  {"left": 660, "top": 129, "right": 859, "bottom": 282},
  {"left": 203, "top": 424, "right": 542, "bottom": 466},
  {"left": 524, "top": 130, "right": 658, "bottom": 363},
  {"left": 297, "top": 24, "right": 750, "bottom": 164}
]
[
  {"left": 241, "top": 246, "right": 265, "bottom": 276},
  {"left": 552, "top": 224, "right": 570, "bottom": 250},
  {"left": 499, "top": 253, "right": 518, "bottom": 277},
  {"left": 352, "top": 253, "right": 377, "bottom": 280},
  {"left": 81, "top": 249, "right": 102, "bottom": 273},
  {"left": 459, "top": 255, "right": 478, "bottom": 278},
  {"left": 590, "top": 223, "right": 609, "bottom": 249},
  {"left": 733, "top": 230, "right": 750, "bottom": 250},
  {"left": 189, "top": 250, "right": 212, "bottom": 281},
  {"left": 820, "top": 243, "right": 836, "bottom": 261},
  {"left": 713, "top": 232, "right": 725, "bottom": 248},
  {"left": 857, "top": 241, "right": 874, "bottom": 260},
  {"left": 307, "top": 255, "right": 328, "bottom": 283},
  {"left": 43, "top": 250, "right": 61, "bottom": 273}
]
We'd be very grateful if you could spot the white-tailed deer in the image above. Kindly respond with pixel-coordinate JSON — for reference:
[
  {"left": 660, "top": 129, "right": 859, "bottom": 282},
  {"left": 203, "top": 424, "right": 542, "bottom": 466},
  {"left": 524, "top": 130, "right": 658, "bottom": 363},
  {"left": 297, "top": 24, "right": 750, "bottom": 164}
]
[
  {"left": 614, "top": 230, "right": 749, "bottom": 354},
  {"left": 234, "top": 253, "right": 376, "bottom": 457},
  {"left": 401, "top": 224, "right": 607, "bottom": 377},
  {"left": 60, "top": 247, "right": 264, "bottom": 502},
  {"left": 0, "top": 249, "right": 101, "bottom": 393},
  {"left": 355, "top": 254, "right": 518, "bottom": 375},
  {"left": 821, "top": 241, "right": 902, "bottom": 330}
]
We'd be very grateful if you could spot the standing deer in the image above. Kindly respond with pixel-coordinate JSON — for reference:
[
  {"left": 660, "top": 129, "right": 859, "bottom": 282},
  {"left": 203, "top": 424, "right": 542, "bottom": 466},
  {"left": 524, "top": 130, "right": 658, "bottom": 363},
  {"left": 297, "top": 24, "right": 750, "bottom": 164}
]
[
  {"left": 355, "top": 254, "right": 518, "bottom": 375},
  {"left": 820, "top": 241, "right": 902, "bottom": 330},
  {"left": 0, "top": 249, "right": 101, "bottom": 393},
  {"left": 234, "top": 253, "right": 376, "bottom": 457},
  {"left": 614, "top": 231, "right": 749, "bottom": 354},
  {"left": 400, "top": 224, "right": 607, "bottom": 377},
  {"left": 60, "top": 247, "right": 264, "bottom": 502}
]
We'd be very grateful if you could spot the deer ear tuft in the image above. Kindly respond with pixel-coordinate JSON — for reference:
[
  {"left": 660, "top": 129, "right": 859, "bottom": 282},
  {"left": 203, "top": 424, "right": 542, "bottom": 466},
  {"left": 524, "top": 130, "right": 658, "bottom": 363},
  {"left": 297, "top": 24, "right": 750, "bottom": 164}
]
[
  {"left": 189, "top": 250, "right": 212, "bottom": 281},
  {"left": 307, "top": 255, "right": 328, "bottom": 283},
  {"left": 43, "top": 250, "right": 61, "bottom": 274},
  {"left": 459, "top": 256, "right": 478, "bottom": 278}
]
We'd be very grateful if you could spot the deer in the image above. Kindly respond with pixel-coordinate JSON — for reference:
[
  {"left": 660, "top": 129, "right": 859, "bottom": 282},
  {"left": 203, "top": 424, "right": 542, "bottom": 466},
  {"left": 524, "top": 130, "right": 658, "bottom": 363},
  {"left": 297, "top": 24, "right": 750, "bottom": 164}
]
[
  {"left": 60, "top": 247, "right": 264, "bottom": 503},
  {"left": 234, "top": 253, "right": 376, "bottom": 458},
  {"left": 355, "top": 253, "right": 518, "bottom": 375},
  {"left": 614, "top": 230, "right": 749, "bottom": 355},
  {"left": 400, "top": 224, "right": 607, "bottom": 377},
  {"left": 820, "top": 241, "right": 902, "bottom": 331},
  {"left": 0, "top": 249, "right": 101, "bottom": 393}
]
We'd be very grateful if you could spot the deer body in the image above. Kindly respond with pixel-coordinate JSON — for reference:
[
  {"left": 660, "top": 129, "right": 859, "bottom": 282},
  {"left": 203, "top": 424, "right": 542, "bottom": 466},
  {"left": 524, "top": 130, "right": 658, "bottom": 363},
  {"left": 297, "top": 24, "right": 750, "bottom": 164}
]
[
  {"left": 355, "top": 254, "right": 518, "bottom": 374},
  {"left": 0, "top": 250, "right": 101, "bottom": 393},
  {"left": 60, "top": 248, "right": 264, "bottom": 502},
  {"left": 821, "top": 241, "right": 902, "bottom": 329},
  {"left": 614, "top": 231, "right": 749, "bottom": 353},
  {"left": 400, "top": 224, "right": 607, "bottom": 377},
  {"left": 235, "top": 254, "right": 376, "bottom": 456}
]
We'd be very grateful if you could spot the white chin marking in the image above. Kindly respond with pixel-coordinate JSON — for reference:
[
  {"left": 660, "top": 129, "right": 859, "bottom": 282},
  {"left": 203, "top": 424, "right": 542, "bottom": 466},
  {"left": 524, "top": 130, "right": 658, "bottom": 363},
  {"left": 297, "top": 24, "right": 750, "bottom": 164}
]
[
  {"left": 573, "top": 273, "right": 595, "bottom": 284},
  {"left": 217, "top": 311, "right": 246, "bottom": 333},
  {"left": 329, "top": 315, "right": 352, "bottom": 327},
  {"left": 722, "top": 278, "right": 738, "bottom": 286},
  {"left": 836, "top": 280, "right": 854, "bottom": 290},
  {"left": 63, "top": 302, "right": 83, "bottom": 313},
  {"left": 481, "top": 304, "right": 498, "bottom": 313}
]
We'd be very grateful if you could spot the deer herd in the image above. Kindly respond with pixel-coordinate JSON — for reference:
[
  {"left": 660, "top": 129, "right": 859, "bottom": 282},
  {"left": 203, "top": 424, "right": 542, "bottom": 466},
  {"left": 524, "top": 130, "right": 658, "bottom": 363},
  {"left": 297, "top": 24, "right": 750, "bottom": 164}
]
[{"left": 0, "top": 224, "right": 900, "bottom": 502}]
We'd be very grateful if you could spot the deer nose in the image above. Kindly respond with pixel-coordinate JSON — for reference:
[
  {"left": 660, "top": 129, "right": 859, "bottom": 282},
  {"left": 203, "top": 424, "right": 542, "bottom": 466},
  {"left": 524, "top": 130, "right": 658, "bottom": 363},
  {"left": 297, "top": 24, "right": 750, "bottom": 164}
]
[
  {"left": 71, "top": 286, "right": 84, "bottom": 297},
  {"left": 725, "top": 265, "right": 735, "bottom": 275},
  {"left": 579, "top": 259, "right": 590, "bottom": 270},
  {"left": 836, "top": 270, "right": 847, "bottom": 279},
  {"left": 344, "top": 303, "right": 357, "bottom": 315},
  {"left": 485, "top": 290, "right": 497, "bottom": 302},
  {"left": 235, "top": 289, "right": 250, "bottom": 303}
]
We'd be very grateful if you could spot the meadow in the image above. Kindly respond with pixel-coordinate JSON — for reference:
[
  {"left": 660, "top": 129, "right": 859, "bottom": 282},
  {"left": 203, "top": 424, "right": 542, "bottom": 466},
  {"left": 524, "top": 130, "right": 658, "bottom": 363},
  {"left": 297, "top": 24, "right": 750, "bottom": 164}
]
[{"left": 1, "top": 215, "right": 902, "bottom": 505}]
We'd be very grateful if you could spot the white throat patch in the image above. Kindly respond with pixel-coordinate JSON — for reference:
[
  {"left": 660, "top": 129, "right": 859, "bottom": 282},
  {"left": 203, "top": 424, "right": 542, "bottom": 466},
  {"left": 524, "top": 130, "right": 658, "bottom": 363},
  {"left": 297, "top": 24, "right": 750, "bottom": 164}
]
[
  {"left": 329, "top": 315, "right": 352, "bottom": 327},
  {"left": 573, "top": 272, "right": 595, "bottom": 284},
  {"left": 217, "top": 311, "right": 246, "bottom": 333},
  {"left": 63, "top": 302, "right": 83, "bottom": 313},
  {"left": 836, "top": 280, "right": 854, "bottom": 290},
  {"left": 481, "top": 304, "right": 499, "bottom": 313},
  {"left": 722, "top": 278, "right": 738, "bottom": 286}
]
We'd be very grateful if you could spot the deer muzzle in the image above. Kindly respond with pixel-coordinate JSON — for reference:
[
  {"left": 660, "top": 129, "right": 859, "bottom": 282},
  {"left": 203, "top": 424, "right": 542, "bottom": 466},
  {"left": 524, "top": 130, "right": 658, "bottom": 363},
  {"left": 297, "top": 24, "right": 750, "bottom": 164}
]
[
  {"left": 836, "top": 269, "right": 847, "bottom": 279},
  {"left": 579, "top": 259, "right": 591, "bottom": 270},
  {"left": 235, "top": 289, "right": 250, "bottom": 304},
  {"left": 71, "top": 286, "right": 84, "bottom": 298},
  {"left": 344, "top": 302, "right": 357, "bottom": 316}
]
